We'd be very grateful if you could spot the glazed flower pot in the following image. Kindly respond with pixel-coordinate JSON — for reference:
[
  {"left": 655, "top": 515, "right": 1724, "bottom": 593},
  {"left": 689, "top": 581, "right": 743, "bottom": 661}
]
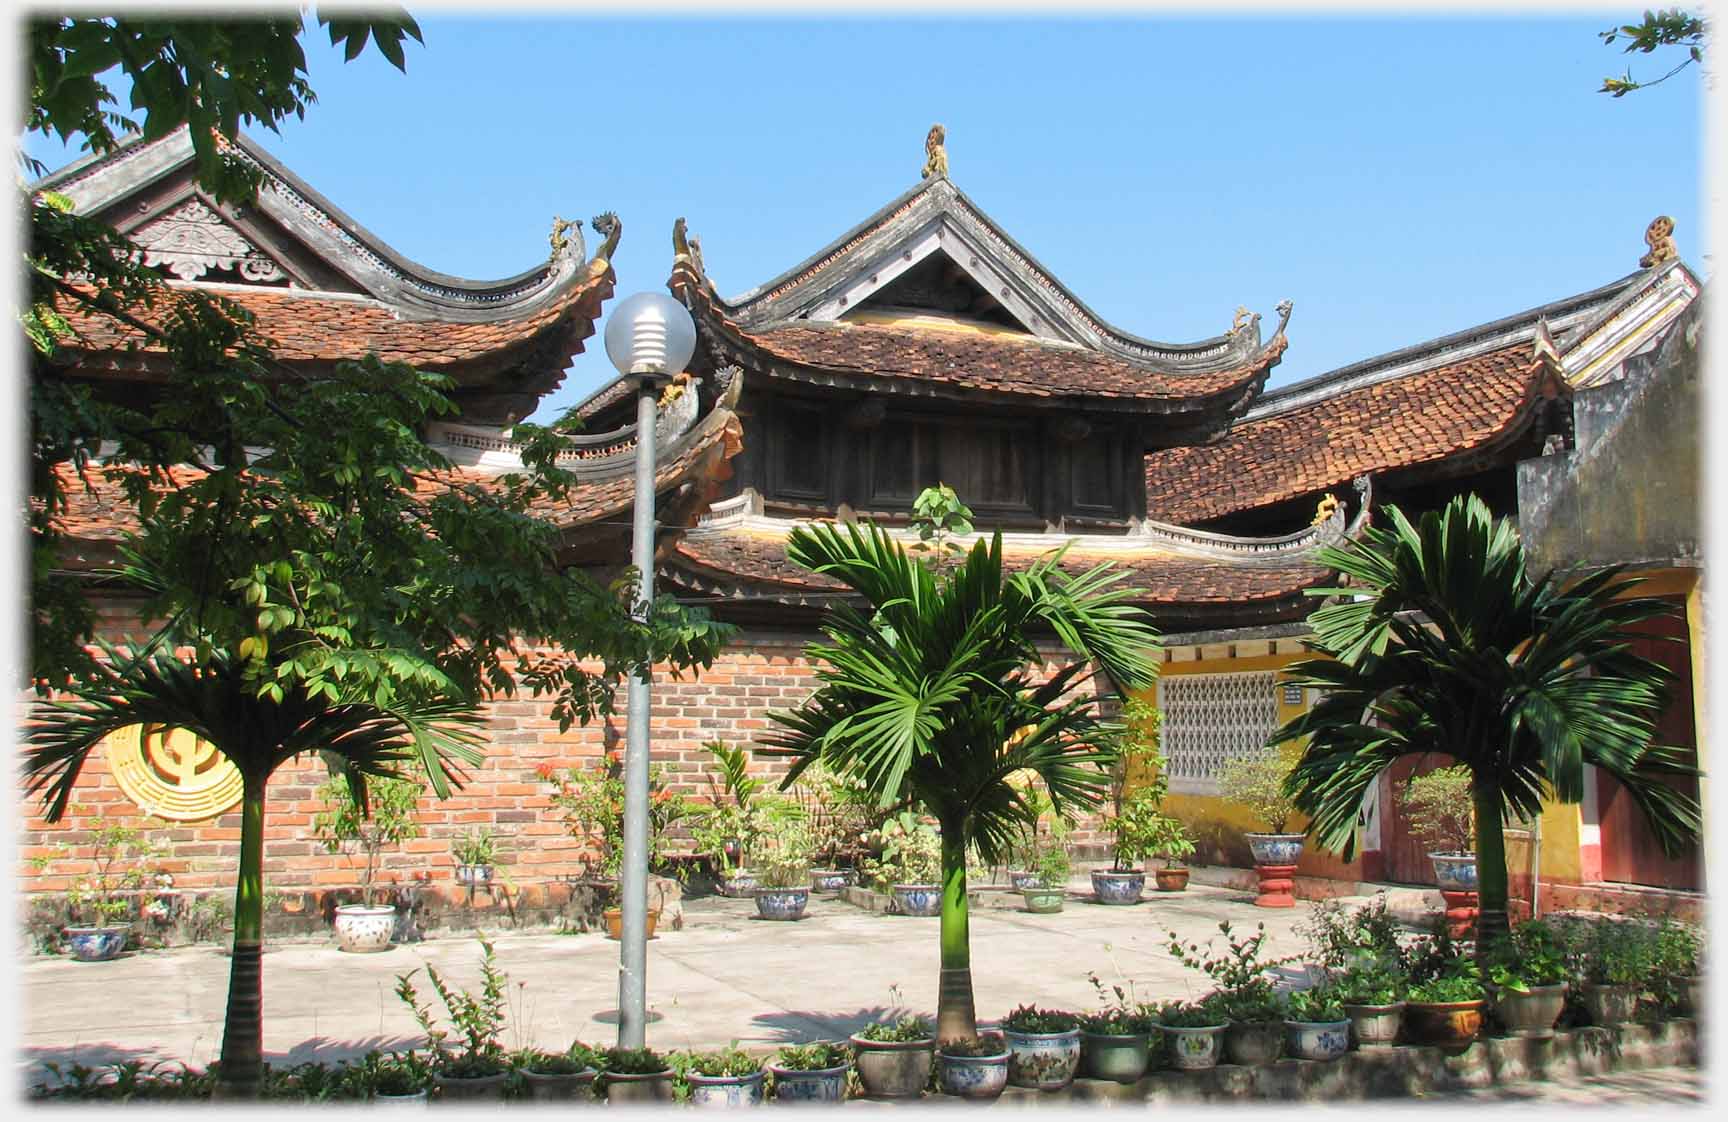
[
  {"left": 1343, "top": 1002, "right": 1405, "bottom": 1049},
  {"left": 1493, "top": 984, "right": 1568, "bottom": 1038},
  {"left": 809, "top": 869, "right": 853, "bottom": 894},
  {"left": 1405, "top": 1000, "right": 1485, "bottom": 1048},
  {"left": 1429, "top": 853, "right": 1478, "bottom": 891},
  {"left": 453, "top": 864, "right": 493, "bottom": 888},
  {"left": 1090, "top": 869, "right": 1144, "bottom": 905},
  {"left": 1582, "top": 983, "right": 1640, "bottom": 1027},
  {"left": 603, "top": 1069, "right": 675, "bottom": 1104},
  {"left": 1159, "top": 1024, "right": 1225, "bottom": 1071},
  {"left": 1285, "top": 1019, "right": 1351, "bottom": 1062},
  {"left": 937, "top": 1048, "right": 1009, "bottom": 1100},
  {"left": 720, "top": 870, "right": 759, "bottom": 898},
  {"left": 63, "top": 925, "right": 128, "bottom": 962},
  {"left": 891, "top": 884, "right": 942, "bottom": 917},
  {"left": 603, "top": 906, "right": 660, "bottom": 941},
  {"left": 755, "top": 887, "right": 810, "bottom": 921},
  {"left": 1021, "top": 887, "right": 1065, "bottom": 914},
  {"left": 1009, "top": 870, "right": 1042, "bottom": 891},
  {"left": 433, "top": 1072, "right": 508, "bottom": 1102},
  {"left": 1079, "top": 1031, "right": 1152, "bottom": 1083},
  {"left": 372, "top": 1089, "right": 429, "bottom": 1105},
  {"left": 332, "top": 904, "right": 396, "bottom": 953},
  {"left": 1154, "top": 866, "right": 1190, "bottom": 892},
  {"left": 687, "top": 1069, "right": 767, "bottom": 1107},
  {"left": 767, "top": 1060, "right": 849, "bottom": 1104},
  {"left": 1224, "top": 1020, "right": 1283, "bottom": 1066},
  {"left": 848, "top": 1034, "right": 935, "bottom": 1098},
  {"left": 521, "top": 1068, "right": 597, "bottom": 1101},
  {"left": 1003, "top": 1027, "right": 1081, "bottom": 1089},
  {"left": 1245, "top": 833, "right": 1305, "bottom": 866}
]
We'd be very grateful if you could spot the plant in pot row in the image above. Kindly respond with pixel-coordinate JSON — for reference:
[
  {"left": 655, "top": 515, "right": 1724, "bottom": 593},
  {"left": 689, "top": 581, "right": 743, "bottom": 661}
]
[
  {"left": 314, "top": 774, "right": 422, "bottom": 953},
  {"left": 999, "top": 1005, "right": 1084, "bottom": 1090},
  {"left": 848, "top": 1015, "right": 935, "bottom": 1098},
  {"left": 1080, "top": 972, "right": 1160, "bottom": 1083},
  {"left": 393, "top": 938, "right": 512, "bottom": 1099},
  {"left": 1165, "top": 919, "right": 1297, "bottom": 1066},
  {"left": 543, "top": 757, "right": 690, "bottom": 937},
  {"left": 450, "top": 827, "right": 498, "bottom": 888},
  {"left": 1020, "top": 841, "right": 1072, "bottom": 914},
  {"left": 862, "top": 812, "right": 944, "bottom": 917},
  {"left": 767, "top": 1041, "right": 851, "bottom": 1104},
  {"left": 689, "top": 740, "right": 782, "bottom": 898},
  {"left": 31, "top": 812, "right": 168, "bottom": 962},
  {"left": 752, "top": 810, "right": 816, "bottom": 920},
  {"left": 671, "top": 1043, "right": 768, "bottom": 1107},
  {"left": 936, "top": 1032, "right": 1011, "bottom": 1100}
]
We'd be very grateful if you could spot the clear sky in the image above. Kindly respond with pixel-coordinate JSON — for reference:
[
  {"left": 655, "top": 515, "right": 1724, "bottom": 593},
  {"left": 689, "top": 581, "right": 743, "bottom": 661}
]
[{"left": 23, "top": 11, "right": 1706, "bottom": 425}]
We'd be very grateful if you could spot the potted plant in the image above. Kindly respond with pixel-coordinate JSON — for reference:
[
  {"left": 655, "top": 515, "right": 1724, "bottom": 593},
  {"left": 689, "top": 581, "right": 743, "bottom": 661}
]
[
  {"left": 999, "top": 1005, "right": 1082, "bottom": 1090},
  {"left": 1404, "top": 929, "right": 1486, "bottom": 1048},
  {"left": 789, "top": 762, "right": 880, "bottom": 892},
  {"left": 1282, "top": 984, "right": 1351, "bottom": 1062},
  {"left": 936, "top": 1033, "right": 1009, "bottom": 1100},
  {"left": 1486, "top": 920, "right": 1570, "bottom": 1038},
  {"left": 1091, "top": 698, "right": 1165, "bottom": 905},
  {"left": 1335, "top": 959, "right": 1408, "bottom": 1050},
  {"left": 1399, "top": 765, "right": 1477, "bottom": 906},
  {"left": 363, "top": 1050, "right": 434, "bottom": 1104},
  {"left": 766, "top": 1041, "right": 850, "bottom": 1104},
  {"left": 1078, "top": 972, "right": 1157, "bottom": 1082},
  {"left": 677, "top": 1043, "right": 767, "bottom": 1108},
  {"left": 1581, "top": 918, "right": 1657, "bottom": 1026},
  {"left": 1146, "top": 814, "right": 1196, "bottom": 892},
  {"left": 513, "top": 1043, "right": 598, "bottom": 1101},
  {"left": 597, "top": 1046, "right": 674, "bottom": 1104},
  {"left": 37, "top": 813, "right": 166, "bottom": 962},
  {"left": 690, "top": 741, "right": 782, "bottom": 897},
  {"left": 848, "top": 1015, "right": 935, "bottom": 1098},
  {"left": 753, "top": 812, "right": 815, "bottom": 921},
  {"left": 1652, "top": 917, "right": 1704, "bottom": 1017},
  {"left": 543, "top": 757, "right": 689, "bottom": 936},
  {"left": 1021, "top": 841, "right": 1071, "bottom": 914},
  {"left": 1166, "top": 920, "right": 1294, "bottom": 1066},
  {"left": 393, "top": 938, "right": 511, "bottom": 1100},
  {"left": 1217, "top": 746, "right": 1305, "bottom": 907},
  {"left": 1153, "top": 1000, "right": 1226, "bottom": 1071},
  {"left": 313, "top": 774, "right": 422, "bottom": 953},
  {"left": 450, "top": 828, "right": 497, "bottom": 889},
  {"left": 864, "top": 812, "right": 943, "bottom": 917},
  {"left": 1297, "top": 894, "right": 1410, "bottom": 979}
]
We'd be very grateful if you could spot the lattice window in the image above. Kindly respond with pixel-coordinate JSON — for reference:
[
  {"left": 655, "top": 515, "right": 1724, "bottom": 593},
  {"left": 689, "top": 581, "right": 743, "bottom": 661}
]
[{"left": 1157, "top": 671, "right": 1280, "bottom": 793}]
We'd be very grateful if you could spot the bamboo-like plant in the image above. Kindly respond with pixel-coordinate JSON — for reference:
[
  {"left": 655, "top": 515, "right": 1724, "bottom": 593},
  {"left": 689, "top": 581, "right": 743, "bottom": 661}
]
[
  {"left": 1270, "top": 494, "right": 1701, "bottom": 957},
  {"left": 762, "top": 488, "right": 1160, "bottom": 1042}
]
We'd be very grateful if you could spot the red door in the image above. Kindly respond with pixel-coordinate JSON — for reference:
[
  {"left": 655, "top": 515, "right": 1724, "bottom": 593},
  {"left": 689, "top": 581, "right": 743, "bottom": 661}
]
[{"left": 1597, "top": 601, "right": 1702, "bottom": 890}]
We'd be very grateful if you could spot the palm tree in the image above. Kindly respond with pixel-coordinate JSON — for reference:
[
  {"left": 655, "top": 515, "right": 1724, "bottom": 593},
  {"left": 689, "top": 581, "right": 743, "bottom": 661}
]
[
  {"left": 1269, "top": 495, "right": 1701, "bottom": 953},
  {"left": 24, "top": 645, "right": 485, "bottom": 1095},
  {"left": 761, "top": 518, "right": 1160, "bottom": 1042}
]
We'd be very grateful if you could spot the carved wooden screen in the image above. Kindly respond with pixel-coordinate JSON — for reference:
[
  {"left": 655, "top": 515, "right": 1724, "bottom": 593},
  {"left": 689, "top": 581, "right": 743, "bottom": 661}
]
[{"left": 1157, "top": 671, "right": 1280, "bottom": 794}]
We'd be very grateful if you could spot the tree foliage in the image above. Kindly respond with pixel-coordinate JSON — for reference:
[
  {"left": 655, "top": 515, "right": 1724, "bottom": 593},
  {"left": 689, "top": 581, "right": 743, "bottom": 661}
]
[{"left": 1600, "top": 9, "right": 1707, "bottom": 96}]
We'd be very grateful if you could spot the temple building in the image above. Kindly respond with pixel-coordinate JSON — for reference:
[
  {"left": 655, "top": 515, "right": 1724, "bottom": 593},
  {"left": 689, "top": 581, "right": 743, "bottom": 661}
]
[{"left": 22, "top": 125, "right": 1703, "bottom": 931}]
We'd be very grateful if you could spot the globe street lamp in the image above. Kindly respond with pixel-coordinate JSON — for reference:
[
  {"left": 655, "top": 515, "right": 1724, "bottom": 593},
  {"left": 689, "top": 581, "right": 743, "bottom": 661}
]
[{"left": 602, "top": 291, "right": 696, "bottom": 1049}]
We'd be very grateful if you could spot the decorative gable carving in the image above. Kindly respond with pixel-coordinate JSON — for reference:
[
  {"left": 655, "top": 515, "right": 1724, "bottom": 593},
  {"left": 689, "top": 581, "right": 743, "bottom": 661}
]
[{"left": 129, "top": 198, "right": 288, "bottom": 285}]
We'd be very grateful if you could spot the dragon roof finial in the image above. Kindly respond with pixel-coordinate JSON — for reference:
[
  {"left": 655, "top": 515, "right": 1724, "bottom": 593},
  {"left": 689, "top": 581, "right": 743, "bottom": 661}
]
[
  {"left": 922, "top": 124, "right": 948, "bottom": 179},
  {"left": 1640, "top": 214, "right": 1677, "bottom": 269},
  {"left": 588, "top": 212, "right": 622, "bottom": 275}
]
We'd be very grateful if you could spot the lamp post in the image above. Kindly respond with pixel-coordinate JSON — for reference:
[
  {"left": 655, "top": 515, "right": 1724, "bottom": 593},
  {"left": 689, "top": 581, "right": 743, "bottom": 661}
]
[{"left": 602, "top": 292, "right": 697, "bottom": 1049}]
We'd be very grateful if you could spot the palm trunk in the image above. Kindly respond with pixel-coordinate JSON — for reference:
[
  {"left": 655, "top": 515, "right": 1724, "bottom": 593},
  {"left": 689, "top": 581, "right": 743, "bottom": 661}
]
[
  {"left": 217, "top": 770, "right": 267, "bottom": 1096},
  {"left": 1471, "top": 778, "right": 1511, "bottom": 957},
  {"left": 936, "top": 820, "right": 976, "bottom": 1044}
]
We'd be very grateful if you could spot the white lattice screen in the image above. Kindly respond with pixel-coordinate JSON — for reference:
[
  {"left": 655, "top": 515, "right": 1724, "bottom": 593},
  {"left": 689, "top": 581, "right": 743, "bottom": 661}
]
[{"left": 1157, "top": 671, "right": 1280, "bottom": 792}]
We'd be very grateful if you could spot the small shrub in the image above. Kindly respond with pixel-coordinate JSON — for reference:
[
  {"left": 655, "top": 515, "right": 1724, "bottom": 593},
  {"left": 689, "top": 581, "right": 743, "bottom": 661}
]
[
  {"left": 773, "top": 1041, "right": 849, "bottom": 1071},
  {"left": 940, "top": 1033, "right": 1006, "bottom": 1057},
  {"left": 855, "top": 1015, "right": 933, "bottom": 1043},
  {"left": 1216, "top": 747, "right": 1302, "bottom": 833},
  {"left": 1283, "top": 985, "right": 1347, "bottom": 1023},
  {"left": 598, "top": 1046, "right": 669, "bottom": 1075},
  {"left": 1000, "top": 1004, "right": 1079, "bottom": 1034},
  {"left": 1398, "top": 766, "right": 1475, "bottom": 856}
]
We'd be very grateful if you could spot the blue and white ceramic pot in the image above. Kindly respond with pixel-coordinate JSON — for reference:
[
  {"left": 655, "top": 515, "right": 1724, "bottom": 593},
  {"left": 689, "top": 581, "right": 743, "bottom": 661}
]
[
  {"left": 64, "top": 926, "right": 127, "bottom": 962},
  {"left": 809, "top": 869, "right": 853, "bottom": 894},
  {"left": 687, "top": 1069, "right": 767, "bottom": 1108},
  {"left": 1285, "top": 1019, "right": 1352, "bottom": 1062},
  {"left": 892, "top": 884, "right": 942, "bottom": 917},
  {"left": 767, "top": 1060, "right": 849, "bottom": 1104},
  {"left": 1009, "top": 870, "right": 1042, "bottom": 891},
  {"left": 937, "top": 1047, "right": 1009, "bottom": 1100},
  {"left": 1160, "top": 1024, "right": 1226, "bottom": 1071},
  {"left": 755, "top": 887, "right": 810, "bottom": 921},
  {"left": 454, "top": 864, "right": 493, "bottom": 887},
  {"left": 1090, "top": 870, "right": 1144, "bottom": 905},
  {"left": 1245, "top": 833, "right": 1306, "bottom": 866},
  {"left": 1429, "top": 853, "right": 1478, "bottom": 891},
  {"left": 720, "top": 869, "right": 759, "bottom": 898},
  {"left": 1004, "top": 1027, "right": 1082, "bottom": 1089}
]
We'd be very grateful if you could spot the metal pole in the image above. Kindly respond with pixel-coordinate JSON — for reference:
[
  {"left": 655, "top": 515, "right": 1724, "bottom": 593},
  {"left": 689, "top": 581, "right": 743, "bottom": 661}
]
[{"left": 618, "top": 374, "right": 658, "bottom": 1049}]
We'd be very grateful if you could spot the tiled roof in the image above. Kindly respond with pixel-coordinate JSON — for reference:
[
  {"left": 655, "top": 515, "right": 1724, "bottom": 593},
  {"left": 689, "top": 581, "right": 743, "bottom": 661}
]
[
  {"left": 667, "top": 528, "right": 1330, "bottom": 607},
  {"left": 734, "top": 320, "right": 1286, "bottom": 406},
  {"left": 1143, "top": 342, "right": 1546, "bottom": 525},
  {"left": 47, "top": 269, "right": 613, "bottom": 375}
]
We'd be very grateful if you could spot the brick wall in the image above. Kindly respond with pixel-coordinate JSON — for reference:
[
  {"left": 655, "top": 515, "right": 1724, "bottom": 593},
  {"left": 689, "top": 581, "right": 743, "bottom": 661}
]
[{"left": 18, "top": 620, "right": 1117, "bottom": 906}]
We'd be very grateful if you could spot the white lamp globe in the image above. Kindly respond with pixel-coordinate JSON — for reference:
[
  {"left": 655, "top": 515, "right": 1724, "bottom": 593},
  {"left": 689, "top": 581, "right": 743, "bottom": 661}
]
[{"left": 604, "top": 292, "right": 697, "bottom": 377}]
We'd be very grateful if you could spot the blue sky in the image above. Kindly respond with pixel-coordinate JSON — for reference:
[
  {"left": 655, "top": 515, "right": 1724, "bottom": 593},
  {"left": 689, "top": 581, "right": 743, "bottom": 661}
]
[{"left": 25, "top": 14, "right": 1705, "bottom": 425}]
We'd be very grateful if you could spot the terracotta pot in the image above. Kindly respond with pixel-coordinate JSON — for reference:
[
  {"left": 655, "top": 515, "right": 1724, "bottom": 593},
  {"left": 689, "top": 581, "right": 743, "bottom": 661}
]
[
  {"left": 1224, "top": 1020, "right": 1283, "bottom": 1066},
  {"left": 1154, "top": 866, "right": 1190, "bottom": 892},
  {"left": 849, "top": 1033, "right": 934, "bottom": 1098},
  {"left": 1493, "top": 983, "right": 1568, "bottom": 1038},
  {"left": 602, "top": 906, "right": 660, "bottom": 941},
  {"left": 1405, "top": 999, "right": 1485, "bottom": 1048},
  {"left": 937, "top": 1047, "right": 1009, "bottom": 1100},
  {"left": 332, "top": 904, "right": 395, "bottom": 953},
  {"left": 1343, "top": 1002, "right": 1405, "bottom": 1049},
  {"left": 602, "top": 1069, "right": 674, "bottom": 1104}
]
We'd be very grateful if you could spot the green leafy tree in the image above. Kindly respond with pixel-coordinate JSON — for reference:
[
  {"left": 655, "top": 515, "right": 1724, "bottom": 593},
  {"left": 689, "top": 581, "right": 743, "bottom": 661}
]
[
  {"left": 1269, "top": 495, "right": 1701, "bottom": 958},
  {"left": 1600, "top": 9, "right": 1707, "bottom": 96},
  {"left": 762, "top": 489, "right": 1160, "bottom": 1042}
]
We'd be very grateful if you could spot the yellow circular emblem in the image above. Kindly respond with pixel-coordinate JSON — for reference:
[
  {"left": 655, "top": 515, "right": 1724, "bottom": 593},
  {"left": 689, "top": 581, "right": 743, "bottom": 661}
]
[{"left": 104, "top": 724, "right": 243, "bottom": 821}]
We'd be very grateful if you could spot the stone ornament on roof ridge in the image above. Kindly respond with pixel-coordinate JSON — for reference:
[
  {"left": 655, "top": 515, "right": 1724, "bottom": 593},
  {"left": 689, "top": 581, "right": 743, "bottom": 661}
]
[
  {"left": 922, "top": 124, "right": 949, "bottom": 179},
  {"left": 1639, "top": 215, "right": 1677, "bottom": 270}
]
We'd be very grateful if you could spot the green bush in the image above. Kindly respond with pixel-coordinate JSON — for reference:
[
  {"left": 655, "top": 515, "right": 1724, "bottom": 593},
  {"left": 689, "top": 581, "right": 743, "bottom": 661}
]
[
  {"left": 855, "top": 1015, "right": 933, "bottom": 1043},
  {"left": 1000, "top": 1005, "right": 1079, "bottom": 1034}
]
